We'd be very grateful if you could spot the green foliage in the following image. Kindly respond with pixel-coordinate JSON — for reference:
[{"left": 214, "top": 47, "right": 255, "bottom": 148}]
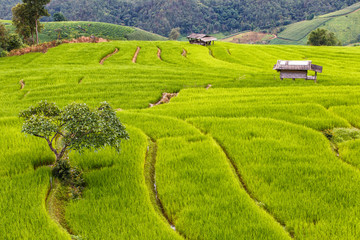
[
  {"left": 189, "top": 117, "right": 360, "bottom": 239},
  {"left": 1, "top": 0, "right": 359, "bottom": 36},
  {"left": 52, "top": 159, "right": 72, "bottom": 182},
  {"left": 53, "top": 12, "right": 66, "bottom": 21},
  {"left": 6, "top": 33, "right": 23, "bottom": 51},
  {"left": 52, "top": 159, "right": 85, "bottom": 199},
  {"left": 12, "top": 0, "right": 50, "bottom": 44},
  {"left": 272, "top": 2, "right": 360, "bottom": 45},
  {"left": 307, "top": 28, "right": 341, "bottom": 46},
  {"left": 19, "top": 101, "right": 129, "bottom": 161},
  {"left": 2, "top": 41, "right": 360, "bottom": 239},
  {"left": 0, "top": 22, "right": 9, "bottom": 49},
  {"left": 331, "top": 128, "right": 360, "bottom": 144},
  {"left": 3, "top": 21, "right": 166, "bottom": 42},
  {"left": 66, "top": 126, "right": 183, "bottom": 239},
  {"left": 169, "top": 27, "right": 180, "bottom": 40}
]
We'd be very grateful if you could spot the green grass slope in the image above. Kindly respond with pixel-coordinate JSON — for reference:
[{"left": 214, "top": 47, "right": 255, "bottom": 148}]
[
  {"left": 0, "top": 20, "right": 166, "bottom": 42},
  {"left": 1, "top": 41, "right": 360, "bottom": 239},
  {"left": 271, "top": 2, "right": 360, "bottom": 45}
]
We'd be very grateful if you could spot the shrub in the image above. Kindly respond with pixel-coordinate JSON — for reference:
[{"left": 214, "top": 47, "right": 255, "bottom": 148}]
[{"left": 7, "top": 33, "right": 23, "bottom": 51}]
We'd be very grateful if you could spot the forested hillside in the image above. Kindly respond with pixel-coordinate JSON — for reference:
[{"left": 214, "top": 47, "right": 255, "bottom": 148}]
[{"left": 0, "top": 0, "right": 359, "bottom": 36}]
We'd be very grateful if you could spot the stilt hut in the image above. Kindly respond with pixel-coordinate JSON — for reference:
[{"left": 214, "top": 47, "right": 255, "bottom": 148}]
[
  {"left": 273, "top": 60, "right": 323, "bottom": 83},
  {"left": 187, "top": 33, "right": 217, "bottom": 46}
]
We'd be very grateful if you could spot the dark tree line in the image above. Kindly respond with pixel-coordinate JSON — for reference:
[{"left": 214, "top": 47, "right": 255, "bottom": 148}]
[{"left": 0, "top": 0, "right": 358, "bottom": 36}]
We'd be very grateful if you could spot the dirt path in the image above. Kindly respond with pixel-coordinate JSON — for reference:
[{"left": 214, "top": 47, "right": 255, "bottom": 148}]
[
  {"left": 157, "top": 48, "right": 162, "bottom": 60},
  {"left": 182, "top": 49, "right": 187, "bottom": 57},
  {"left": 19, "top": 80, "right": 25, "bottom": 89},
  {"left": 45, "top": 180, "right": 75, "bottom": 237},
  {"left": 99, "top": 48, "right": 119, "bottom": 65},
  {"left": 132, "top": 47, "right": 141, "bottom": 63},
  {"left": 149, "top": 92, "right": 178, "bottom": 108},
  {"left": 144, "top": 140, "right": 184, "bottom": 237}
]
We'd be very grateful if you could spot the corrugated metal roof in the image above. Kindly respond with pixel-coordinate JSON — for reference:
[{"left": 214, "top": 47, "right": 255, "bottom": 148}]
[
  {"left": 201, "top": 36, "right": 217, "bottom": 42},
  {"left": 187, "top": 33, "right": 217, "bottom": 41},
  {"left": 273, "top": 60, "right": 322, "bottom": 73},
  {"left": 187, "top": 33, "right": 207, "bottom": 39}
]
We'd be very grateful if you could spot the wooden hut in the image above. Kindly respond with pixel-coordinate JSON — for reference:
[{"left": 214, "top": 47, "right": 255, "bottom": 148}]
[
  {"left": 187, "top": 33, "right": 217, "bottom": 46},
  {"left": 273, "top": 60, "right": 323, "bottom": 82}
]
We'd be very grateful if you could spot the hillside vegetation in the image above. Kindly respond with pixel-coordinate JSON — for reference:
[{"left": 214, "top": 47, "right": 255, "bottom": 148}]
[
  {"left": 0, "top": 20, "right": 166, "bottom": 42},
  {"left": 271, "top": 2, "right": 360, "bottom": 45},
  {"left": 0, "top": 0, "right": 359, "bottom": 36},
  {"left": 1, "top": 41, "right": 360, "bottom": 239}
]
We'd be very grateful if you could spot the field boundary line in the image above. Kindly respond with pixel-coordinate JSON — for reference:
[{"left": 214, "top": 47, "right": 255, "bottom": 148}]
[
  {"left": 132, "top": 47, "right": 141, "bottom": 63},
  {"left": 182, "top": 49, "right": 187, "bottom": 57},
  {"left": 99, "top": 48, "right": 119, "bottom": 65},
  {"left": 187, "top": 121, "right": 295, "bottom": 239},
  {"left": 157, "top": 47, "right": 162, "bottom": 61},
  {"left": 45, "top": 178, "right": 75, "bottom": 238},
  {"left": 144, "top": 138, "right": 185, "bottom": 238}
]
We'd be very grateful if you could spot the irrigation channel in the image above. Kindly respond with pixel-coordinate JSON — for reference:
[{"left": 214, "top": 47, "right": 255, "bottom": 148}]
[
  {"left": 188, "top": 122, "right": 295, "bottom": 239},
  {"left": 144, "top": 139, "right": 184, "bottom": 237},
  {"left": 99, "top": 48, "right": 119, "bottom": 65}
]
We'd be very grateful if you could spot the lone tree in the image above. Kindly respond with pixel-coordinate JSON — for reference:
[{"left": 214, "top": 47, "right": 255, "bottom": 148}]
[
  {"left": 307, "top": 28, "right": 341, "bottom": 46},
  {"left": 12, "top": 3, "right": 34, "bottom": 43},
  {"left": 0, "top": 23, "right": 9, "bottom": 50},
  {"left": 53, "top": 12, "right": 67, "bottom": 22},
  {"left": 19, "top": 101, "right": 129, "bottom": 162},
  {"left": 169, "top": 27, "right": 181, "bottom": 40}
]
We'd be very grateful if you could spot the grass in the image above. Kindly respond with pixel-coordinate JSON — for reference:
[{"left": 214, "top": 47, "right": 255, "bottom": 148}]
[
  {"left": 271, "top": 2, "right": 360, "bottom": 45},
  {"left": 1, "top": 40, "right": 360, "bottom": 239},
  {"left": 189, "top": 117, "right": 360, "bottom": 239},
  {"left": 1, "top": 21, "right": 166, "bottom": 43}
]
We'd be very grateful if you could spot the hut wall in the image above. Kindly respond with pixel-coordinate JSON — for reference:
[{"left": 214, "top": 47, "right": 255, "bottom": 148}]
[{"left": 280, "top": 70, "right": 307, "bottom": 79}]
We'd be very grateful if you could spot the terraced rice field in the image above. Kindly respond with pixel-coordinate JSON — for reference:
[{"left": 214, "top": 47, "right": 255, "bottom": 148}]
[
  {"left": 271, "top": 2, "right": 360, "bottom": 45},
  {"left": 1, "top": 41, "right": 360, "bottom": 239}
]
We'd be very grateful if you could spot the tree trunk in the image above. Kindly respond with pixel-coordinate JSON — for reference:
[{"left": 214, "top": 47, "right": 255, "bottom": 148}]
[{"left": 35, "top": 17, "right": 39, "bottom": 45}]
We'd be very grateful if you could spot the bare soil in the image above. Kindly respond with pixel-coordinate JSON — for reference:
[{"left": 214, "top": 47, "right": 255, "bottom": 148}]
[
  {"left": 132, "top": 47, "right": 141, "bottom": 63},
  {"left": 149, "top": 92, "right": 178, "bottom": 107},
  {"left": 100, "top": 48, "right": 119, "bottom": 65}
]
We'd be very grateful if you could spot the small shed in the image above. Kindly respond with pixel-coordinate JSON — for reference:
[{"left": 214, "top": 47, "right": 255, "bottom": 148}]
[
  {"left": 187, "top": 33, "right": 217, "bottom": 46},
  {"left": 273, "top": 60, "right": 323, "bottom": 82}
]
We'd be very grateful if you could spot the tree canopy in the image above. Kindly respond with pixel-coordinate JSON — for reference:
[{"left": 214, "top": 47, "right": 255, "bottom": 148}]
[
  {"left": 12, "top": 0, "right": 50, "bottom": 44},
  {"left": 53, "top": 12, "right": 66, "bottom": 21},
  {"left": 169, "top": 27, "right": 180, "bottom": 40},
  {"left": 307, "top": 28, "right": 341, "bottom": 46},
  {"left": 19, "top": 101, "right": 129, "bottom": 161},
  {"left": 2, "top": 0, "right": 358, "bottom": 36}
]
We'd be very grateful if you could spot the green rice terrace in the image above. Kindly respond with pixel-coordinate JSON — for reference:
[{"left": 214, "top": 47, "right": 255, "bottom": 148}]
[
  {"left": 1, "top": 41, "right": 360, "bottom": 239},
  {"left": 271, "top": 2, "right": 360, "bottom": 45},
  {"left": 0, "top": 20, "right": 166, "bottom": 42}
]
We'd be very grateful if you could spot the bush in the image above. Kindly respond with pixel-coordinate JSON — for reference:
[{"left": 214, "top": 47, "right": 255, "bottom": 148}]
[
  {"left": 52, "top": 159, "right": 72, "bottom": 183},
  {"left": 7, "top": 33, "right": 23, "bottom": 51},
  {"left": 0, "top": 47, "right": 7, "bottom": 57},
  {"left": 307, "top": 28, "right": 341, "bottom": 46},
  {"left": 52, "top": 159, "right": 85, "bottom": 199}
]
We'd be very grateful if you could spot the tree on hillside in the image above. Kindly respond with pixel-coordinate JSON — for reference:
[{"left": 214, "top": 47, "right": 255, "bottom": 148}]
[
  {"left": 12, "top": 0, "right": 50, "bottom": 45},
  {"left": 0, "top": 22, "right": 23, "bottom": 52},
  {"left": 169, "top": 27, "right": 180, "bottom": 40},
  {"left": 23, "top": 0, "right": 51, "bottom": 44},
  {"left": 0, "top": 23, "right": 9, "bottom": 50},
  {"left": 19, "top": 101, "right": 129, "bottom": 163},
  {"left": 53, "top": 12, "right": 66, "bottom": 21},
  {"left": 307, "top": 28, "right": 341, "bottom": 46},
  {"left": 12, "top": 3, "right": 35, "bottom": 44}
]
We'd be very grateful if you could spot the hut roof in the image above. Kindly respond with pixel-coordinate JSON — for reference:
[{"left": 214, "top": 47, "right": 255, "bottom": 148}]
[
  {"left": 187, "top": 33, "right": 217, "bottom": 42},
  {"left": 273, "top": 60, "right": 323, "bottom": 73}
]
